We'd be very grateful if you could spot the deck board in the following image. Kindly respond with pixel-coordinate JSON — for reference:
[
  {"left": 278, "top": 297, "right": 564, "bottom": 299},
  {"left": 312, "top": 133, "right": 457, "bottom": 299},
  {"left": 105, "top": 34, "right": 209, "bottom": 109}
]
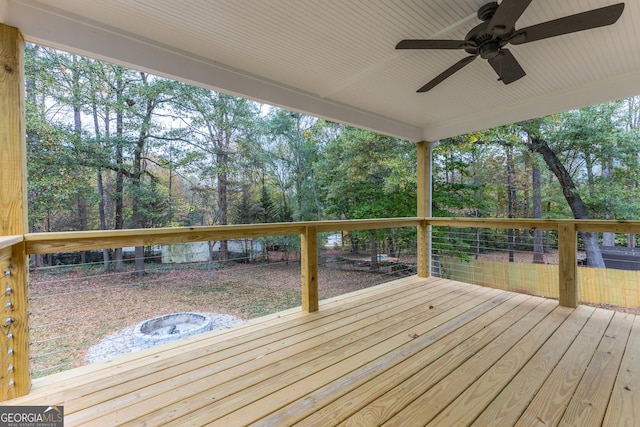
[
  {"left": 300, "top": 292, "right": 534, "bottom": 426},
  {"left": 5, "top": 276, "right": 638, "bottom": 426},
  {"left": 515, "top": 307, "right": 614, "bottom": 427},
  {"left": 559, "top": 311, "right": 634, "bottom": 426},
  {"left": 471, "top": 305, "right": 595, "bottom": 426},
  {"left": 425, "top": 303, "right": 574, "bottom": 426},
  {"left": 379, "top": 299, "right": 559, "bottom": 426},
  {"left": 603, "top": 314, "right": 640, "bottom": 426}
]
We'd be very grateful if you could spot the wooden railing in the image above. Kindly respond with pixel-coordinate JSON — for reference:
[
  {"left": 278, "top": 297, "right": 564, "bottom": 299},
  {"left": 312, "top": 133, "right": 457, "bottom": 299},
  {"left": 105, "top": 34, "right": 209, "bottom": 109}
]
[{"left": 1, "top": 217, "right": 640, "bottom": 399}]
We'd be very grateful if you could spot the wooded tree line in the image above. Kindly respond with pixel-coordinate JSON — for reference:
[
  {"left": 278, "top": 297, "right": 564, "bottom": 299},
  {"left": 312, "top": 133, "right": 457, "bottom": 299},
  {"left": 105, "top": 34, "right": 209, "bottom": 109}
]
[
  {"left": 434, "top": 100, "right": 640, "bottom": 267},
  {"left": 26, "top": 46, "right": 639, "bottom": 270}
]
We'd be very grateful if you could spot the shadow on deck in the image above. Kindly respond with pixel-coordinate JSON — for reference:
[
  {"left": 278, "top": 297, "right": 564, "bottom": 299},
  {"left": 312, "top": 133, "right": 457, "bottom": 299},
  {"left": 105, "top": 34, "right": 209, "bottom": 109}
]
[{"left": 7, "top": 276, "right": 639, "bottom": 426}]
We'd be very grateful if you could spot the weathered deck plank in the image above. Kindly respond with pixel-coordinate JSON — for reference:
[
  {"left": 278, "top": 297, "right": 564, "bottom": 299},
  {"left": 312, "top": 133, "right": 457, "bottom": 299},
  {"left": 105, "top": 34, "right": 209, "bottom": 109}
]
[{"left": 5, "top": 276, "right": 637, "bottom": 427}]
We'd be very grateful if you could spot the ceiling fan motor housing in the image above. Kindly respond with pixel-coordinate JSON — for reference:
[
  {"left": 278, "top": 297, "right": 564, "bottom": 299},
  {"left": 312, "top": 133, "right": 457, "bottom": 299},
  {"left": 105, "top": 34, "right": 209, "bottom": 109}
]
[{"left": 464, "top": 21, "right": 510, "bottom": 58}]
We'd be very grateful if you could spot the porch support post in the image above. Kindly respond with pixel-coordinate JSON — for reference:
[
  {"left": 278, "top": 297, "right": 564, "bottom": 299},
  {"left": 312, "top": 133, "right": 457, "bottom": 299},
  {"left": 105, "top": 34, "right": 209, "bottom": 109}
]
[
  {"left": 417, "top": 141, "right": 434, "bottom": 277},
  {"left": 558, "top": 221, "right": 577, "bottom": 308},
  {"left": 0, "top": 23, "right": 31, "bottom": 398},
  {"left": 301, "top": 225, "right": 318, "bottom": 312}
]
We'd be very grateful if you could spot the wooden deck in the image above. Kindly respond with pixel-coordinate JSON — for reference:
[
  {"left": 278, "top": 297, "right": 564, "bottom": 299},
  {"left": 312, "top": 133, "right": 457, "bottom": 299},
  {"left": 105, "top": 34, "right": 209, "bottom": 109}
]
[{"left": 6, "top": 276, "right": 640, "bottom": 426}]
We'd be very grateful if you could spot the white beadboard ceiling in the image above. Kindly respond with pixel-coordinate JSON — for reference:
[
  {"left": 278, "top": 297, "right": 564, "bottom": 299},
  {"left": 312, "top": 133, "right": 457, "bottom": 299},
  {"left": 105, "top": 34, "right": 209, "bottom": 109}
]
[{"left": 3, "top": 0, "right": 640, "bottom": 141}]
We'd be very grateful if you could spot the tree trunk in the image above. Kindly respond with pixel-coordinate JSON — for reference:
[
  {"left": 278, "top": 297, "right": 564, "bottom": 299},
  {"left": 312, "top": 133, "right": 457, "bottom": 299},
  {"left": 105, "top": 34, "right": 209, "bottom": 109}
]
[
  {"left": 506, "top": 144, "right": 515, "bottom": 263},
  {"left": 134, "top": 246, "right": 146, "bottom": 275},
  {"left": 114, "top": 69, "right": 125, "bottom": 272},
  {"left": 25, "top": 46, "right": 44, "bottom": 270},
  {"left": 131, "top": 75, "right": 153, "bottom": 276},
  {"left": 97, "top": 168, "right": 110, "bottom": 272},
  {"left": 77, "top": 193, "right": 88, "bottom": 264},
  {"left": 602, "top": 233, "right": 615, "bottom": 246},
  {"left": 369, "top": 235, "right": 379, "bottom": 271},
  {"left": 91, "top": 73, "right": 112, "bottom": 273},
  {"left": 386, "top": 235, "right": 396, "bottom": 258},
  {"left": 218, "top": 167, "right": 229, "bottom": 262},
  {"left": 217, "top": 132, "right": 230, "bottom": 262},
  {"left": 72, "top": 56, "right": 88, "bottom": 264},
  {"left": 349, "top": 232, "right": 359, "bottom": 253},
  {"left": 472, "top": 149, "right": 481, "bottom": 260},
  {"left": 532, "top": 162, "right": 545, "bottom": 264},
  {"left": 528, "top": 135, "right": 605, "bottom": 267}
]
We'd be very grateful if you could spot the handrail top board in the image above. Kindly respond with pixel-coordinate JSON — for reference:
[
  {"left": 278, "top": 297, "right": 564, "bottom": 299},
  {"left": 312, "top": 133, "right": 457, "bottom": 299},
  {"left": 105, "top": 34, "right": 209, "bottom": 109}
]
[
  {"left": 13, "top": 217, "right": 640, "bottom": 255},
  {"left": 0, "top": 235, "right": 23, "bottom": 251}
]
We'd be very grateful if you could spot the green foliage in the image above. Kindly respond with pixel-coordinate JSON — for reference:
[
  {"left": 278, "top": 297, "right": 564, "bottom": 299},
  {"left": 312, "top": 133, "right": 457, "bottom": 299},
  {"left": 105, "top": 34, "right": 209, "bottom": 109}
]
[
  {"left": 256, "top": 184, "right": 278, "bottom": 223},
  {"left": 317, "top": 127, "right": 416, "bottom": 220},
  {"left": 432, "top": 138, "right": 489, "bottom": 217},
  {"left": 232, "top": 186, "right": 259, "bottom": 225}
]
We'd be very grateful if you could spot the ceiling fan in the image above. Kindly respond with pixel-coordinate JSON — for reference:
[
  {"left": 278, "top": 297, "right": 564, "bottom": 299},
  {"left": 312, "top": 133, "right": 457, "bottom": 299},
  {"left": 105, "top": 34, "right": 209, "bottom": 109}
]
[{"left": 396, "top": 0, "right": 625, "bottom": 92}]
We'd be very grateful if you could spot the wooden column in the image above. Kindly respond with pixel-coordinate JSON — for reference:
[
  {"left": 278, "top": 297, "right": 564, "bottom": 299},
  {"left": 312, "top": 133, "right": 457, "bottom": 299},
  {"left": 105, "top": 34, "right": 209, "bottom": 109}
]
[
  {"left": 0, "top": 23, "right": 30, "bottom": 398},
  {"left": 301, "top": 225, "right": 318, "bottom": 312},
  {"left": 417, "top": 141, "right": 434, "bottom": 277},
  {"left": 558, "top": 222, "right": 577, "bottom": 308}
]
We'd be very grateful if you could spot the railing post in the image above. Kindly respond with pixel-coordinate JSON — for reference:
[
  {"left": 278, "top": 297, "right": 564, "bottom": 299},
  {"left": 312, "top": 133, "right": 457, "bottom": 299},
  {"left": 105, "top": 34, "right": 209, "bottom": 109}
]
[
  {"left": 417, "top": 220, "right": 430, "bottom": 277},
  {"left": 301, "top": 225, "right": 319, "bottom": 312},
  {"left": 0, "top": 24, "right": 31, "bottom": 398},
  {"left": 417, "top": 141, "right": 435, "bottom": 277},
  {"left": 558, "top": 222, "right": 577, "bottom": 308},
  {"left": 1, "top": 243, "right": 30, "bottom": 399}
]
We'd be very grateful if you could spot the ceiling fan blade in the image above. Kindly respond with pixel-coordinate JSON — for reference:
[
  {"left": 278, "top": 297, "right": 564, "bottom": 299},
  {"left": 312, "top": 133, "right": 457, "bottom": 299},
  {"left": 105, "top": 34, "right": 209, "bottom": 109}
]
[
  {"left": 510, "top": 3, "right": 625, "bottom": 45},
  {"left": 417, "top": 55, "right": 477, "bottom": 92},
  {"left": 488, "top": 49, "right": 526, "bottom": 84},
  {"left": 396, "top": 39, "right": 475, "bottom": 50},
  {"left": 487, "top": 0, "right": 533, "bottom": 36}
]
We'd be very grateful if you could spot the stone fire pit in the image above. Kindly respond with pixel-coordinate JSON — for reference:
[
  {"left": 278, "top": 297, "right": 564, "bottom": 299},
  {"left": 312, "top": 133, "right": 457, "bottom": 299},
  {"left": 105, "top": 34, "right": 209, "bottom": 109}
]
[{"left": 133, "top": 312, "right": 212, "bottom": 349}]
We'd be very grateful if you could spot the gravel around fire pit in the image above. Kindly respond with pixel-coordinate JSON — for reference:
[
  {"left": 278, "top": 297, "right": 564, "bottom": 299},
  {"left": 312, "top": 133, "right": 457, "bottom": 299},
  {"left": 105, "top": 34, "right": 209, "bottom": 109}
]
[{"left": 85, "top": 312, "right": 242, "bottom": 364}]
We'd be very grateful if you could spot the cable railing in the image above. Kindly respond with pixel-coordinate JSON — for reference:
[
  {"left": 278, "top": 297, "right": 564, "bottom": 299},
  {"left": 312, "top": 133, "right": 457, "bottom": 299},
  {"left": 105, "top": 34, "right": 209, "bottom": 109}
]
[
  {"left": 0, "top": 217, "right": 639, "bottom": 400},
  {"left": 431, "top": 225, "right": 560, "bottom": 299},
  {"left": 427, "top": 218, "right": 640, "bottom": 309}
]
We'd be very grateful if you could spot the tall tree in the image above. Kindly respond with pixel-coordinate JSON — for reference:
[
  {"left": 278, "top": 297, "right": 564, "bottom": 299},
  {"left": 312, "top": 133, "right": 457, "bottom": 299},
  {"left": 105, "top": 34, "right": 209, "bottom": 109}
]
[
  {"left": 520, "top": 120, "right": 605, "bottom": 267},
  {"left": 317, "top": 127, "right": 416, "bottom": 269},
  {"left": 175, "top": 87, "right": 258, "bottom": 260},
  {"left": 531, "top": 154, "right": 545, "bottom": 264}
]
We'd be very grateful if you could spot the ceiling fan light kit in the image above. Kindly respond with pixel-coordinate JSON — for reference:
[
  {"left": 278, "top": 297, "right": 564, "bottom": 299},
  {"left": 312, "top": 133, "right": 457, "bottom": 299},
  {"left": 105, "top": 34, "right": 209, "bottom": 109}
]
[{"left": 396, "top": 0, "right": 625, "bottom": 92}]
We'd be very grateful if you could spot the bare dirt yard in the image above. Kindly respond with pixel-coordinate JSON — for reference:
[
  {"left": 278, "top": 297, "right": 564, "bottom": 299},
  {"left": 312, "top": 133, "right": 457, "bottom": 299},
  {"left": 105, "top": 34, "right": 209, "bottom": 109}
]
[{"left": 28, "top": 252, "right": 405, "bottom": 377}]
